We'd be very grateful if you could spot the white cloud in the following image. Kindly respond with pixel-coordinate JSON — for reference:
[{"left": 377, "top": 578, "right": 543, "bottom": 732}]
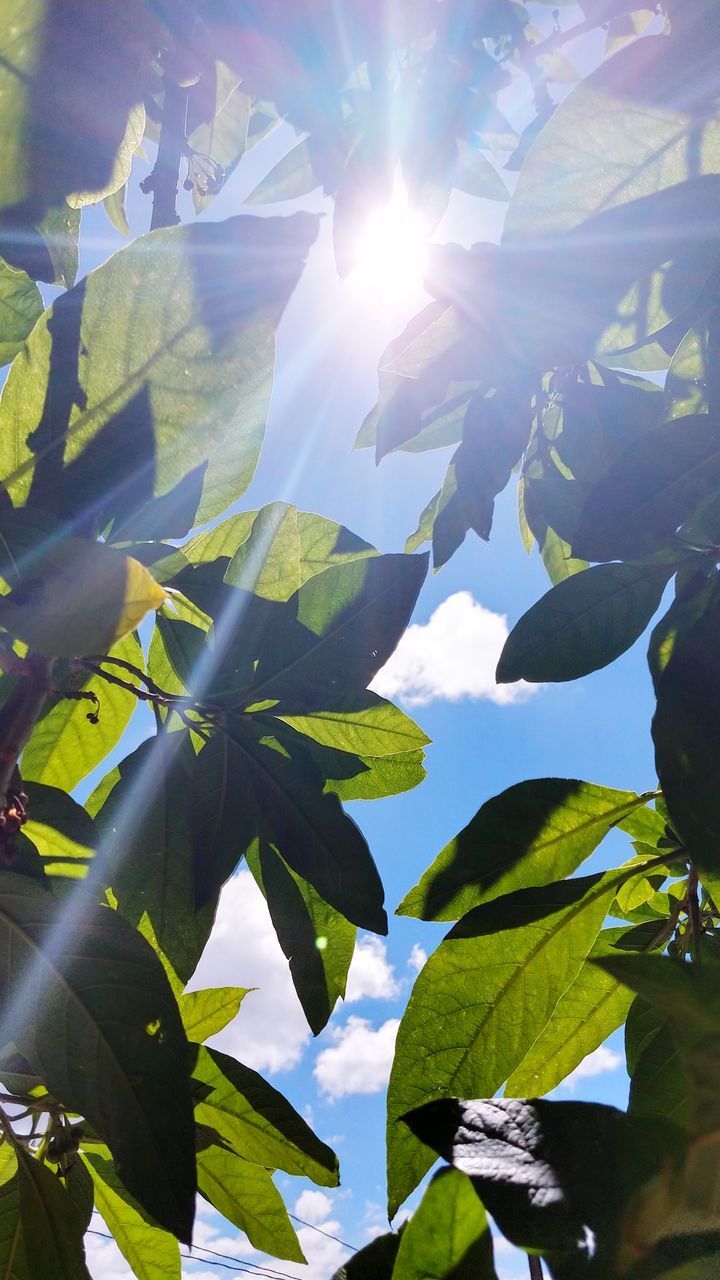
[
  {"left": 408, "top": 944, "right": 427, "bottom": 973},
  {"left": 370, "top": 591, "right": 535, "bottom": 706},
  {"left": 561, "top": 1045, "right": 623, "bottom": 1091},
  {"left": 87, "top": 1219, "right": 132, "bottom": 1280},
  {"left": 345, "top": 936, "right": 399, "bottom": 1002},
  {"left": 190, "top": 871, "right": 311, "bottom": 1074},
  {"left": 314, "top": 1017, "right": 399, "bottom": 1099},
  {"left": 295, "top": 1190, "right": 334, "bottom": 1225}
]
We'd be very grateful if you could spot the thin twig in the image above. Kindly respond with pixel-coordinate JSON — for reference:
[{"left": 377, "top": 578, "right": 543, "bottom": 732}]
[{"left": 528, "top": 1257, "right": 543, "bottom": 1280}]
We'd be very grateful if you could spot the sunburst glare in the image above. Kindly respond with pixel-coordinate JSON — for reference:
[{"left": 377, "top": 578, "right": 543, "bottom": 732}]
[{"left": 352, "top": 187, "right": 430, "bottom": 309}]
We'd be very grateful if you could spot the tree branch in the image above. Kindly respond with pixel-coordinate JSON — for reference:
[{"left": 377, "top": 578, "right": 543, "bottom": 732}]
[
  {"left": 0, "top": 658, "right": 50, "bottom": 807},
  {"left": 528, "top": 1257, "right": 544, "bottom": 1280},
  {"left": 148, "top": 79, "right": 188, "bottom": 230}
]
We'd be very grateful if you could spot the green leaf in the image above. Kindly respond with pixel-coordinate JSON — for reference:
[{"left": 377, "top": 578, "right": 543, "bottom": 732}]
[
  {"left": 506, "top": 928, "right": 635, "bottom": 1096},
  {"left": 22, "top": 631, "right": 144, "bottom": 791},
  {"left": 626, "top": 1001, "right": 690, "bottom": 1129},
  {"left": 193, "top": 1045, "right": 339, "bottom": 1186},
  {"left": 332, "top": 1234, "right": 401, "bottom": 1278},
  {"left": 103, "top": 185, "right": 130, "bottom": 237},
  {"left": 648, "top": 573, "right": 718, "bottom": 694},
  {"left": 0, "top": 215, "right": 318, "bottom": 530},
  {"left": 497, "top": 560, "right": 675, "bottom": 684},
  {"left": 323, "top": 748, "right": 426, "bottom": 801},
  {"left": 652, "top": 592, "right": 720, "bottom": 874},
  {"left": 398, "top": 779, "right": 652, "bottom": 921},
  {"left": 665, "top": 312, "right": 719, "bottom": 422},
  {"left": 251, "top": 553, "right": 429, "bottom": 702},
  {"left": 188, "top": 65, "right": 250, "bottom": 213},
  {"left": 178, "top": 987, "right": 249, "bottom": 1043},
  {"left": 246, "top": 139, "right": 319, "bottom": 204},
  {"left": 67, "top": 103, "right": 145, "bottom": 209},
  {"left": 92, "top": 734, "right": 214, "bottom": 985},
  {"left": 0, "top": 3, "right": 155, "bottom": 218},
  {"left": 404, "top": 1097, "right": 679, "bottom": 1272},
  {"left": 387, "top": 871, "right": 620, "bottom": 1214},
  {"left": 193, "top": 726, "right": 387, "bottom": 933},
  {"left": 23, "top": 783, "right": 95, "bottom": 879},
  {"left": 247, "top": 841, "right": 355, "bottom": 1035},
  {"left": 16, "top": 1150, "right": 91, "bottom": 1279},
  {"left": 0, "top": 262, "right": 42, "bottom": 368},
  {"left": 0, "top": 872, "right": 196, "bottom": 1241},
  {"left": 197, "top": 1145, "right": 304, "bottom": 1263},
  {"left": 0, "top": 1175, "right": 25, "bottom": 1279},
  {"left": 453, "top": 145, "right": 508, "bottom": 201},
  {"left": 84, "top": 1153, "right": 181, "bottom": 1280},
  {"left": 393, "top": 1167, "right": 497, "bottom": 1280},
  {"left": 277, "top": 692, "right": 429, "bottom": 757},
  {"left": 595, "top": 953, "right": 720, "bottom": 1129},
  {"left": 573, "top": 417, "right": 720, "bottom": 562},
  {"left": 224, "top": 502, "right": 301, "bottom": 600}
]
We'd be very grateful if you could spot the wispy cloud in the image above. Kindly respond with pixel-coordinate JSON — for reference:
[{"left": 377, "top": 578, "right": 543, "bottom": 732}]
[{"left": 370, "top": 591, "right": 536, "bottom": 706}]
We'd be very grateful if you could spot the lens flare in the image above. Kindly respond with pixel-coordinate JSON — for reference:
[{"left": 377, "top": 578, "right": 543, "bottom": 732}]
[{"left": 352, "top": 190, "right": 429, "bottom": 308}]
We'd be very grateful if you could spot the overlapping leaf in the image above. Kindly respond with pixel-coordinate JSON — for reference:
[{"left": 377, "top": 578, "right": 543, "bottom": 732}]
[
  {"left": 398, "top": 779, "right": 652, "bottom": 921},
  {"left": 0, "top": 872, "right": 196, "bottom": 1241}
]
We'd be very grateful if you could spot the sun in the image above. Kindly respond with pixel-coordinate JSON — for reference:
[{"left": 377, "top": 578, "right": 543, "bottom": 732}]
[{"left": 351, "top": 189, "right": 430, "bottom": 309}]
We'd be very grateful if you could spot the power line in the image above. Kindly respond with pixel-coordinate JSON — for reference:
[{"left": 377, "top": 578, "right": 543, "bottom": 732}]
[
  {"left": 87, "top": 1227, "right": 305, "bottom": 1279},
  {"left": 288, "top": 1214, "right": 357, "bottom": 1252}
]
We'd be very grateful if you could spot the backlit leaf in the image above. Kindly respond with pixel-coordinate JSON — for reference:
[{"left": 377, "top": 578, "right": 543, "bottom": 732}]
[
  {"left": 193, "top": 1045, "right": 339, "bottom": 1186},
  {"left": 197, "top": 1145, "right": 304, "bottom": 1262},
  {"left": 387, "top": 872, "right": 619, "bottom": 1214},
  {"left": 398, "top": 779, "right": 652, "bottom": 921}
]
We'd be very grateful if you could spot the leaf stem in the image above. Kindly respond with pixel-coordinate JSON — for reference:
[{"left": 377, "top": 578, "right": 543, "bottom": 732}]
[{"left": 528, "top": 1256, "right": 543, "bottom": 1279}]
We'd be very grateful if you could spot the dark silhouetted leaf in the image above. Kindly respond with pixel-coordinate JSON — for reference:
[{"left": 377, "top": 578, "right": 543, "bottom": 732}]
[
  {"left": 247, "top": 842, "right": 355, "bottom": 1034},
  {"left": 497, "top": 560, "right": 675, "bottom": 684},
  {"left": 0, "top": 872, "right": 196, "bottom": 1241}
]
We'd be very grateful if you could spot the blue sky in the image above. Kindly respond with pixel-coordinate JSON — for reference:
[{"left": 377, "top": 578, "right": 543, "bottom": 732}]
[{"left": 24, "top": 9, "right": 667, "bottom": 1276}]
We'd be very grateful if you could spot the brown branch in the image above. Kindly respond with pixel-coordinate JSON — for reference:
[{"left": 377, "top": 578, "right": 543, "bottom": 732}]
[
  {"left": 528, "top": 1257, "right": 544, "bottom": 1280},
  {"left": 0, "top": 657, "right": 50, "bottom": 806},
  {"left": 148, "top": 79, "right": 188, "bottom": 230}
]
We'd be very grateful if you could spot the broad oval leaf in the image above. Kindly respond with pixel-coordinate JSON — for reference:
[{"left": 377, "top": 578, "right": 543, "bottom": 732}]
[
  {"left": 652, "top": 593, "right": 720, "bottom": 875},
  {"left": 84, "top": 1153, "right": 181, "bottom": 1280},
  {"left": 178, "top": 987, "right": 250, "bottom": 1043},
  {"left": 0, "top": 872, "right": 196, "bottom": 1241},
  {"left": 197, "top": 1145, "right": 304, "bottom": 1263},
  {"left": 505, "top": 928, "right": 635, "bottom": 1097},
  {"left": 497, "top": 561, "right": 674, "bottom": 684},
  {"left": 277, "top": 692, "right": 429, "bottom": 757},
  {"left": 23, "top": 631, "right": 144, "bottom": 791},
  {"left": 573, "top": 417, "right": 720, "bottom": 563},
  {"left": 193, "top": 1045, "right": 339, "bottom": 1187},
  {"left": 398, "top": 779, "right": 653, "bottom": 921},
  {"left": 0, "top": 261, "right": 42, "bottom": 368},
  {"left": 0, "top": 215, "right": 318, "bottom": 531},
  {"left": 247, "top": 841, "right": 355, "bottom": 1035},
  {"left": 404, "top": 1096, "right": 678, "bottom": 1270},
  {"left": 387, "top": 872, "right": 619, "bottom": 1214},
  {"left": 393, "top": 1167, "right": 497, "bottom": 1280},
  {"left": 16, "top": 1150, "right": 91, "bottom": 1280}
]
